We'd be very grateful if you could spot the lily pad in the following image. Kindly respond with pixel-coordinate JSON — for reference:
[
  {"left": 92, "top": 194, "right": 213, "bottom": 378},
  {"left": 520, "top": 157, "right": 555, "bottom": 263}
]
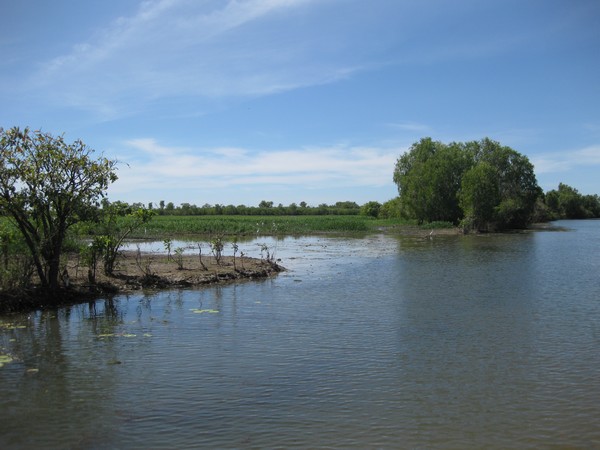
[
  {"left": 26, "top": 368, "right": 39, "bottom": 374},
  {"left": 1, "top": 324, "right": 27, "bottom": 330},
  {"left": 0, "top": 354, "right": 14, "bottom": 366},
  {"left": 190, "top": 308, "right": 219, "bottom": 314},
  {"left": 97, "top": 332, "right": 136, "bottom": 338}
]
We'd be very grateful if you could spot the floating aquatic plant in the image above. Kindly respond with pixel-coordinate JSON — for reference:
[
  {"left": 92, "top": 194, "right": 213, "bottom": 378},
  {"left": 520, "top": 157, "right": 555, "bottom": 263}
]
[
  {"left": 190, "top": 308, "right": 219, "bottom": 314},
  {"left": 0, "top": 353, "right": 14, "bottom": 367},
  {"left": 0, "top": 322, "right": 27, "bottom": 330},
  {"left": 97, "top": 332, "right": 137, "bottom": 338}
]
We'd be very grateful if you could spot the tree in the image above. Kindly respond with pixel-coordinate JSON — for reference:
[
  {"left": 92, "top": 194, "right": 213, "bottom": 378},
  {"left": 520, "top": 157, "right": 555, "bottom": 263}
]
[
  {"left": 474, "top": 139, "right": 540, "bottom": 229},
  {"left": 259, "top": 200, "right": 274, "bottom": 208},
  {"left": 379, "top": 197, "right": 403, "bottom": 219},
  {"left": 459, "top": 161, "right": 500, "bottom": 231},
  {"left": 0, "top": 127, "right": 117, "bottom": 292},
  {"left": 393, "top": 138, "right": 471, "bottom": 223},
  {"left": 393, "top": 137, "right": 541, "bottom": 230},
  {"left": 544, "top": 183, "right": 600, "bottom": 219},
  {"left": 360, "top": 201, "right": 382, "bottom": 218},
  {"left": 92, "top": 202, "right": 154, "bottom": 277}
]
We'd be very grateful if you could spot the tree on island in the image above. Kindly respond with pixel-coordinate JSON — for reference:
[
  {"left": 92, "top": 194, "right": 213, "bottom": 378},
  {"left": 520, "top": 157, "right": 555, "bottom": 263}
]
[
  {"left": 0, "top": 127, "right": 117, "bottom": 292},
  {"left": 393, "top": 137, "right": 542, "bottom": 231}
]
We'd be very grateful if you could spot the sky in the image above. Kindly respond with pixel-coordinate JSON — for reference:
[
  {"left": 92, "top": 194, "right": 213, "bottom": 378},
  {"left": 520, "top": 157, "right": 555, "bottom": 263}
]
[{"left": 1, "top": 0, "right": 599, "bottom": 207}]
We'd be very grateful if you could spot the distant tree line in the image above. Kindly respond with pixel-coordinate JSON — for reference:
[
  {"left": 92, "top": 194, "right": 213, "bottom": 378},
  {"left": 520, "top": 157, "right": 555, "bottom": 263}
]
[
  {"left": 120, "top": 200, "right": 362, "bottom": 216},
  {"left": 543, "top": 183, "right": 600, "bottom": 220}
]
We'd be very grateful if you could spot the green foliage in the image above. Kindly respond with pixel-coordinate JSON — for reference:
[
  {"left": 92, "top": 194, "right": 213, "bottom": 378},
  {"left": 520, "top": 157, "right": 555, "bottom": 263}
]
[
  {"left": 378, "top": 197, "right": 403, "bottom": 219},
  {"left": 0, "top": 127, "right": 117, "bottom": 291},
  {"left": 163, "top": 238, "right": 173, "bottom": 261},
  {"left": 459, "top": 161, "right": 500, "bottom": 231},
  {"left": 0, "top": 222, "right": 35, "bottom": 290},
  {"left": 393, "top": 138, "right": 473, "bottom": 224},
  {"left": 91, "top": 202, "right": 155, "bottom": 275},
  {"left": 210, "top": 237, "right": 224, "bottom": 265},
  {"left": 123, "top": 215, "right": 376, "bottom": 237},
  {"left": 152, "top": 200, "right": 361, "bottom": 216},
  {"left": 394, "top": 137, "right": 541, "bottom": 231},
  {"left": 544, "top": 183, "right": 600, "bottom": 219},
  {"left": 173, "top": 247, "right": 185, "bottom": 270},
  {"left": 360, "top": 201, "right": 382, "bottom": 218}
]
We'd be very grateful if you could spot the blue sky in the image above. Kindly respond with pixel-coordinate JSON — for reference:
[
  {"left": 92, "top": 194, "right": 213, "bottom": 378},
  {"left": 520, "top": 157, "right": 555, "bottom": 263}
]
[{"left": 2, "top": 0, "right": 599, "bottom": 207}]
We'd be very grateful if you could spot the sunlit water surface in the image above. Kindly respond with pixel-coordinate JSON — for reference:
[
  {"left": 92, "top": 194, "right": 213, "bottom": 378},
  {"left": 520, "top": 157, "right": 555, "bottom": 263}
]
[{"left": 1, "top": 221, "right": 599, "bottom": 449}]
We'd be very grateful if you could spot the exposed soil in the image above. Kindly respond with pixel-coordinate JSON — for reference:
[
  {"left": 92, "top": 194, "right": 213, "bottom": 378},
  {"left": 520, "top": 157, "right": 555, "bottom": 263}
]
[{"left": 0, "top": 252, "right": 284, "bottom": 314}]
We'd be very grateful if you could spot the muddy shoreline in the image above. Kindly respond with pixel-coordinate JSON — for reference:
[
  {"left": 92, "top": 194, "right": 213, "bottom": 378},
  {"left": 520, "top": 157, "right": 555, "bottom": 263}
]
[{"left": 0, "top": 252, "right": 284, "bottom": 314}]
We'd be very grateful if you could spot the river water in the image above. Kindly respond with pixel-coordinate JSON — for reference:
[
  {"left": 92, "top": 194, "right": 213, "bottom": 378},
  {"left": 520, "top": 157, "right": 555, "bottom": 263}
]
[{"left": 1, "top": 220, "right": 599, "bottom": 449}]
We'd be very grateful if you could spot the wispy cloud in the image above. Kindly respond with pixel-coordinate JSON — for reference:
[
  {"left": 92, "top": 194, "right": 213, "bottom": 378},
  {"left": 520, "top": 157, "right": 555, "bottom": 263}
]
[
  {"left": 386, "top": 121, "right": 432, "bottom": 133},
  {"left": 531, "top": 144, "right": 600, "bottom": 174},
  {"left": 29, "top": 0, "right": 365, "bottom": 118},
  {"left": 109, "top": 138, "right": 400, "bottom": 195}
]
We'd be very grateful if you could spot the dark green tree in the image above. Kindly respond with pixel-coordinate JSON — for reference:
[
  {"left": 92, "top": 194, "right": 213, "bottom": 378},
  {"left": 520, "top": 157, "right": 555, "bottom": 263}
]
[
  {"left": 459, "top": 161, "right": 500, "bottom": 231},
  {"left": 394, "top": 137, "right": 541, "bottom": 230},
  {"left": 545, "top": 183, "right": 600, "bottom": 219},
  {"left": 0, "top": 127, "right": 117, "bottom": 292},
  {"left": 360, "top": 201, "right": 382, "bottom": 218},
  {"left": 393, "top": 138, "right": 471, "bottom": 223}
]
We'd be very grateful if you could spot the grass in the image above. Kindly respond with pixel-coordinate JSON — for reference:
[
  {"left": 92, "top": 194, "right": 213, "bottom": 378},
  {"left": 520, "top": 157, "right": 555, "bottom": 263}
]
[
  {"left": 124, "top": 215, "right": 422, "bottom": 238},
  {"left": 2, "top": 213, "right": 454, "bottom": 240}
]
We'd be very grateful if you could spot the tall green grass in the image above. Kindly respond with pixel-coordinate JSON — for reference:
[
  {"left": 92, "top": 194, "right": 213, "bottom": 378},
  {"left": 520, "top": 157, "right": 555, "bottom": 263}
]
[{"left": 125, "top": 215, "right": 392, "bottom": 238}]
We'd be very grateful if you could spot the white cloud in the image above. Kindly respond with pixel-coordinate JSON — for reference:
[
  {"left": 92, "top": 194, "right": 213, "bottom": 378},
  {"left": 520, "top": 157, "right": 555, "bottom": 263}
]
[
  {"left": 531, "top": 145, "right": 600, "bottom": 174},
  {"left": 30, "top": 0, "right": 363, "bottom": 117},
  {"left": 109, "top": 138, "right": 400, "bottom": 195},
  {"left": 386, "top": 121, "right": 432, "bottom": 133}
]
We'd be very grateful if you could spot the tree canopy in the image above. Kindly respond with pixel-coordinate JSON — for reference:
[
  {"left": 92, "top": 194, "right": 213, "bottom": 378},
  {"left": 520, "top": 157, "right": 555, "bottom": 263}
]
[
  {"left": 0, "top": 127, "right": 117, "bottom": 292},
  {"left": 393, "top": 137, "right": 541, "bottom": 231},
  {"left": 544, "top": 183, "right": 600, "bottom": 219}
]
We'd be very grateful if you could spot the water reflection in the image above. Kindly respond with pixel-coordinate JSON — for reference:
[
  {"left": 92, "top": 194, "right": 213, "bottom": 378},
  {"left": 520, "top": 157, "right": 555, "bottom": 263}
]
[
  {"left": 1, "top": 223, "right": 600, "bottom": 448},
  {"left": 389, "top": 232, "right": 543, "bottom": 446}
]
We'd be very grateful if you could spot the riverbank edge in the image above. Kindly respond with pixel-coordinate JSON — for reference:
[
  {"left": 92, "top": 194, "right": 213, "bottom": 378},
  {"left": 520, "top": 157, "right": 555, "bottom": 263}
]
[
  {"left": 0, "top": 253, "right": 284, "bottom": 315},
  {"left": 0, "top": 223, "right": 562, "bottom": 315}
]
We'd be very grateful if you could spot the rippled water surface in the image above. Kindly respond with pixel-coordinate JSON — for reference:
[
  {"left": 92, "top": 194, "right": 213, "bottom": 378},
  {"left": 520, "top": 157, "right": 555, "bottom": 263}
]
[{"left": 1, "top": 221, "right": 600, "bottom": 449}]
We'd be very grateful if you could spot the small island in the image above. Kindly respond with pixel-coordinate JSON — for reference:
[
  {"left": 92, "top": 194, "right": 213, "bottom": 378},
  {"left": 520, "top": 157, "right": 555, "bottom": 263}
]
[{"left": 0, "top": 251, "right": 284, "bottom": 314}]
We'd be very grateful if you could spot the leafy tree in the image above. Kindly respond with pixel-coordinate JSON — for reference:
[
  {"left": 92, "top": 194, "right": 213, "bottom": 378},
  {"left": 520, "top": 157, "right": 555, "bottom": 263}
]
[
  {"left": 394, "top": 137, "right": 541, "bottom": 230},
  {"left": 360, "top": 201, "right": 382, "bottom": 218},
  {"left": 92, "top": 202, "right": 154, "bottom": 276},
  {"left": 459, "top": 161, "right": 500, "bottom": 231},
  {"left": 0, "top": 127, "right": 117, "bottom": 291},
  {"left": 378, "top": 197, "right": 403, "bottom": 219},
  {"left": 473, "top": 139, "right": 541, "bottom": 229},
  {"left": 393, "top": 138, "right": 471, "bottom": 223},
  {"left": 544, "top": 183, "right": 600, "bottom": 219}
]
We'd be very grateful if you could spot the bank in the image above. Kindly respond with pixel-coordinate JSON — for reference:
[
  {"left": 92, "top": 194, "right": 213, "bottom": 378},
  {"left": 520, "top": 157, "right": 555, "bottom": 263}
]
[{"left": 0, "top": 252, "right": 284, "bottom": 315}]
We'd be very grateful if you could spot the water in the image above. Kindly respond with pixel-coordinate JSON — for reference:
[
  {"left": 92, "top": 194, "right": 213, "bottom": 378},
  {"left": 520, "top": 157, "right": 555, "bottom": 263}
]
[{"left": 1, "top": 221, "right": 599, "bottom": 449}]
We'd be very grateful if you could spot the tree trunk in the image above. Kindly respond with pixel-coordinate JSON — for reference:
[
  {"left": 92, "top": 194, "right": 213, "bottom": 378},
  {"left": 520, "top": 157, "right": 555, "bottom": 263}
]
[{"left": 46, "top": 234, "right": 64, "bottom": 293}]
